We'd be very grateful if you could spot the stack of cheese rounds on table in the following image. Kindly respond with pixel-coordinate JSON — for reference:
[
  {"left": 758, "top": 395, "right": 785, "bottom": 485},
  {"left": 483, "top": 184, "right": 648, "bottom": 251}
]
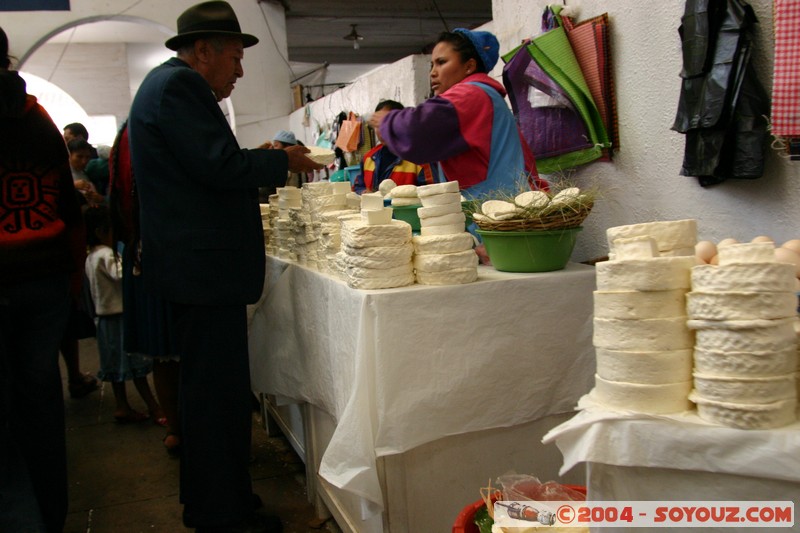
[
  {"left": 265, "top": 194, "right": 279, "bottom": 256},
  {"left": 412, "top": 181, "right": 477, "bottom": 285},
  {"left": 687, "top": 241, "right": 799, "bottom": 429},
  {"left": 387, "top": 184, "right": 421, "bottom": 207},
  {"left": 590, "top": 220, "right": 698, "bottom": 414},
  {"left": 259, "top": 203, "right": 271, "bottom": 251},
  {"left": 340, "top": 201, "right": 414, "bottom": 288},
  {"left": 274, "top": 187, "right": 303, "bottom": 261}
]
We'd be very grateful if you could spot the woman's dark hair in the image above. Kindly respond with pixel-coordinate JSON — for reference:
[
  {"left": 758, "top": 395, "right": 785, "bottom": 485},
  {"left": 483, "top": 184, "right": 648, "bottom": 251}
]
[
  {"left": 84, "top": 204, "right": 112, "bottom": 247},
  {"left": 435, "top": 31, "right": 485, "bottom": 72},
  {"left": 0, "top": 26, "right": 11, "bottom": 70}
]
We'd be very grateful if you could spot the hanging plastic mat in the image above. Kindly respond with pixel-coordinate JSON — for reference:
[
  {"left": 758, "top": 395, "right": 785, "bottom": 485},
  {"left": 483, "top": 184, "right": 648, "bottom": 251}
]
[
  {"left": 503, "top": 42, "right": 597, "bottom": 170},
  {"left": 525, "top": 23, "right": 609, "bottom": 152},
  {"left": 561, "top": 11, "right": 619, "bottom": 159}
]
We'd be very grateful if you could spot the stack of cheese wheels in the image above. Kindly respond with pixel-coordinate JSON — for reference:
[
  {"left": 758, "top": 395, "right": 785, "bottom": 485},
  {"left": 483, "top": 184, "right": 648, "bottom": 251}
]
[
  {"left": 274, "top": 187, "right": 303, "bottom": 261},
  {"left": 687, "top": 242, "right": 799, "bottom": 429},
  {"left": 318, "top": 209, "right": 359, "bottom": 275},
  {"left": 260, "top": 203, "right": 271, "bottom": 251},
  {"left": 607, "top": 219, "right": 698, "bottom": 259},
  {"left": 388, "top": 184, "right": 421, "bottom": 207},
  {"left": 591, "top": 226, "right": 697, "bottom": 414},
  {"left": 265, "top": 194, "right": 279, "bottom": 256},
  {"left": 412, "top": 182, "right": 477, "bottom": 285},
  {"left": 340, "top": 218, "right": 414, "bottom": 289}
]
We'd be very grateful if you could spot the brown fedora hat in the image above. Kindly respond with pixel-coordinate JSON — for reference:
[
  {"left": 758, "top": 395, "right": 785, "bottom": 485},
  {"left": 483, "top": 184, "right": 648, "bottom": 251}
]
[{"left": 165, "top": 1, "right": 259, "bottom": 51}]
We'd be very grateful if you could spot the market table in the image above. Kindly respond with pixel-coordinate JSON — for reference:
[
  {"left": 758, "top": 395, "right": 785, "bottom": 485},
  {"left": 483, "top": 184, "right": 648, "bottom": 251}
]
[
  {"left": 543, "top": 403, "right": 800, "bottom": 532},
  {"left": 247, "top": 255, "right": 596, "bottom": 532}
]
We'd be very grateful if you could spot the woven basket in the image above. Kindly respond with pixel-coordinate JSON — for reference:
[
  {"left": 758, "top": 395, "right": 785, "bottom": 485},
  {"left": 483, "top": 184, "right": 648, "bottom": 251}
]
[{"left": 474, "top": 203, "right": 592, "bottom": 232}]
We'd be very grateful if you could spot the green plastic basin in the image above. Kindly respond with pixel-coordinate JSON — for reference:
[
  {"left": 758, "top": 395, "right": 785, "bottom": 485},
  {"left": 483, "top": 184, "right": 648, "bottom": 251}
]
[{"left": 476, "top": 227, "right": 582, "bottom": 272}]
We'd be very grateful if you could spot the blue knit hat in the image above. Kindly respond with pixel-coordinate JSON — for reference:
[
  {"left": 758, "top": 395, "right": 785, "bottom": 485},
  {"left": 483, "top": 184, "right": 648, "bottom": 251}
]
[
  {"left": 453, "top": 28, "right": 499, "bottom": 72},
  {"left": 273, "top": 130, "right": 297, "bottom": 145}
]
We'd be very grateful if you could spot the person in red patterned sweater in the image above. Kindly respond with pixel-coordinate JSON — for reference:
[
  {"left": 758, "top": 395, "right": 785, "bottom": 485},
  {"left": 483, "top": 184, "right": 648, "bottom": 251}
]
[{"left": 0, "top": 26, "right": 86, "bottom": 533}]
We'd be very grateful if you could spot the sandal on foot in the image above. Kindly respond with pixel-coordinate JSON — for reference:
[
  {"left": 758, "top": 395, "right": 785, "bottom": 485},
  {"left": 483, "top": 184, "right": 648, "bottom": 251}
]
[
  {"left": 114, "top": 411, "right": 149, "bottom": 424},
  {"left": 68, "top": 374, "right": 98, "bottom": 399}
]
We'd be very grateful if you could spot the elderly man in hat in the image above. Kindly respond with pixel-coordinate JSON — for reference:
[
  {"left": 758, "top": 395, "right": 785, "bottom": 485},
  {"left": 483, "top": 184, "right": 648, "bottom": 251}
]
[{"left": 128, "top": 2, "right": 320, "bottom": 532}]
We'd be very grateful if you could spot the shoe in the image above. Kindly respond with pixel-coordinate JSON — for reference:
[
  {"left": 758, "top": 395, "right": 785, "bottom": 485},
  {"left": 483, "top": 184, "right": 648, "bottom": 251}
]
[
  {"left": 195, "top": 512, "right": 282, "bottom": 533},
  {"left": 163, "top": 432, "right": 181, "bottom": 458},
  {"left": 68, "top": 374, "right": 99, "bottom": 399}
]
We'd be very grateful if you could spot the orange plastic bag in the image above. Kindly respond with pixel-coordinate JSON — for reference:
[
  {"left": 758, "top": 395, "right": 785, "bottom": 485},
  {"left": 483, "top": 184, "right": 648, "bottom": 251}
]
[{"left": 336, "top": 112, "right": 361, "bottom": 152}]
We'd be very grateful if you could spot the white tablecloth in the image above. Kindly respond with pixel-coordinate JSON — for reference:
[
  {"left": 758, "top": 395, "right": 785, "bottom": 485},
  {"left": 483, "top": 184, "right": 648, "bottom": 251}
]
[
  {"left": 248, "top": 256, "right": 597, "bottom": 514},
  {"left": 543, "top": 398, "right": 800, "bottom": 484}
]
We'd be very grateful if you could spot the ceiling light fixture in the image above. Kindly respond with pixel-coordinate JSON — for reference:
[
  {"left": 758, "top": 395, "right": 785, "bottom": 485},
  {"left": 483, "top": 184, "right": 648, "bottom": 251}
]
[{"left": 343, "top": 24, "right": 364, "bottom": 50}]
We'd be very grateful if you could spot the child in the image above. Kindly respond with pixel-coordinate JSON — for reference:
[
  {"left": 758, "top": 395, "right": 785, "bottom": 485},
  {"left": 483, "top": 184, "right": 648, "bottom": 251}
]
[{"left": 83, "top": 205, "right": 164, "bottom": 423}]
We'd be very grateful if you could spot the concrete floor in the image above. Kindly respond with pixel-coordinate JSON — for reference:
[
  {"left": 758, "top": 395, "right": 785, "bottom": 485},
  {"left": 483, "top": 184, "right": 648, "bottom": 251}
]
[{"left": 61, "top": 338, "right": 337, "bottom": 533}]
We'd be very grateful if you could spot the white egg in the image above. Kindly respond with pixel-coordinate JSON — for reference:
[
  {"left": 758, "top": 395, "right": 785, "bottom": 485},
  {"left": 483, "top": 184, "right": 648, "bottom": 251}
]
[
  {"left": 781, "top": 239, "right": 800, "bottom": 255},
  {"left": 717, "top": 238, "right": 738, "bottom": 248},
  {"left": 695, "top": 241, "right": 717, "bottom": 263},
  {"left": 751, "top": 235, "right": 774, "bottom": 243},
  {"left": 773, "top": 247, "right": 800, "bottom": 277}
]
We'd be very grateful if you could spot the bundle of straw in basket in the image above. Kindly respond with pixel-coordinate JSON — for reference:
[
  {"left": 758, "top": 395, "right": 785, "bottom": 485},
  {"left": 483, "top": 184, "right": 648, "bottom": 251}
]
[{"left": 468, "top": 186, "right": 595, "bottom": 232}]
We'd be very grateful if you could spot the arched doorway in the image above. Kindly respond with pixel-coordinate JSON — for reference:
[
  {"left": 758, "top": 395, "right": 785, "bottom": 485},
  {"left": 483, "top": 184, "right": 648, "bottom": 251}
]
[{"left": 19, "top": 16, "right": 236, "bottom": 146}]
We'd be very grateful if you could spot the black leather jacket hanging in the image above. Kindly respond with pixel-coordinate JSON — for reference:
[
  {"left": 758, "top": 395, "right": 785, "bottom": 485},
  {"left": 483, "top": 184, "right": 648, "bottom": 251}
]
[{"left": 672, "top": 0, "right": 770, "bottom": 186}]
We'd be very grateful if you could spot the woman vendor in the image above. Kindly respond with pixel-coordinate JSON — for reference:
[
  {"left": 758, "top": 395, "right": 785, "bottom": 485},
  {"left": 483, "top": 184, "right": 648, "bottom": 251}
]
[{"left": 369, "top": 28, "right": 549, "bottom": 199}]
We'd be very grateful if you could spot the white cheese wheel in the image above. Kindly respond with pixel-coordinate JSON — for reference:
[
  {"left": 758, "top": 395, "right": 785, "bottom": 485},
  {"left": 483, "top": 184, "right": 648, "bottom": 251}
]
[
  {"left": 413, "top": 250, "right": 478, "bottom": 272},
  {"left": 419, "top": 212, "right": 466, "bottom": 228},
  {"left": 659, "top": 247, "right": 696, "bottom": 257},
  {"left": 690, "top": 318, "right": 797, "bottom": 352},
  {"left": 316, "top": 194, "right": 348, "bottom": 208},
  {"left": 361, "top": 193, "right": 384, "bottom": 210},
  {"left": 346, "top": 263, "right": 413, "bottom": 279},
  {"left": 346, "top": 273, "right": 415, "bottom": 290},
  {"left": 593, "top": 316, "right": 694, "bottom": 351},
  {"left": 391, "top": 197, "right": 422, "bottom": 207},
  {"left": 417, "top": 181, "right": 459, "bottom": 197},
  {"left": 612, "top": 236, "right": 659, "bottom": 260},
  {"left": 330, "top": 182, "right": 352, "bottom": 195},
  {"left": 549, "top": 187, "right": 581, "bottom": 206},
  {"left": 278, "top": 198, "right": 302, "bottom": 209},
  {"left": 481, "top": 200, "right": 516, "bottom": 217},
  {"left": 691, "top": 263, "right": 797, "bottom": 292},
  {"left": 592, "top": 375, "right": 693, "bottom": 414},
  {"left": 341, "top": 243, "right": 412, "bottom": 260},
  {"left": 277, "top": 186, "right": 302, "bottom": 199},
  {"left": 420, "top": 192, "right": 462, "bottom": 207},
  {"left": 344, "top": 254, "right": 410, "bottom": 270},
  {"left": 420, "top": 223, "right": 466, "bottom": 236},
  {"left": 341, "top": 219, "right": 411, "bottom": 248},
  {"left": 694, "top": 346, "right": 798, "bottom": 377},
  {"left": 607, "top": 219, "right": 697, "bottom": 254},
  {"left": 514, "top": 190, "right": 549, "bottom": 208},
  {"left": 413, "top": 233, "right": 475, "bottom": 255},
  {"left": 378, "top": 179, "right": 397, "bottom": 196},
  {"left": 302, "top": 181, "right": 333, "bottom": 195},
  {"left": 690, "top": 394, "right": 798, "bottom": 429},
  {"left": 361, "top": 207, "right": 393, "bottom": 225},
  {"left": 415, "top": 267, "right": 478, "bottom": 285},
  {"left": 693, "top": 373, "right": 797, "bottom": 404},
  {"left": 686, "top": 291, "right": 797, "bottom": 320},
  {"left": 596, "top": 348, "right": 692, "bottom": 384},
  {"left": 596, "top": 257, "right": 694, "bottom": 291},
  {"left": 389, "top": 184, "right": 419, "bottom": 198},
  {"left": 418, "top": 202, "right": 462, "bottom": 219},
  {"left": 593, "top": 289, "right": 687, "bottom": 320},
  {"left": 716, "top": 242, "right": 776, "bottom": 265}
]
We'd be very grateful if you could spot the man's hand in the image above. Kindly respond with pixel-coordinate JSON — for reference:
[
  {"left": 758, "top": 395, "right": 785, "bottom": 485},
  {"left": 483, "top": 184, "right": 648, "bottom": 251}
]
[
  {"left": 285, "top": 145, "right": 324, "bottom": 173},
  {"left": 368, "top": 109, "right": 390, "bottom": 131}
]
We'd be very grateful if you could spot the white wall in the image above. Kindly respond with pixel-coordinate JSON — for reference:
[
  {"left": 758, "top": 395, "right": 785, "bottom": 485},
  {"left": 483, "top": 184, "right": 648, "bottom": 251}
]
[
  {"left": 289, "top": 0, "right": 799, "bottom": 263},
  {"left": 3, "top": 0, "right": 293, "bottom": 148}
]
